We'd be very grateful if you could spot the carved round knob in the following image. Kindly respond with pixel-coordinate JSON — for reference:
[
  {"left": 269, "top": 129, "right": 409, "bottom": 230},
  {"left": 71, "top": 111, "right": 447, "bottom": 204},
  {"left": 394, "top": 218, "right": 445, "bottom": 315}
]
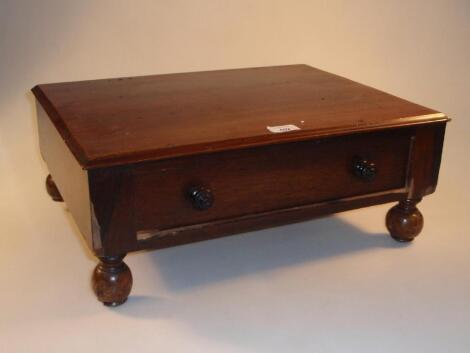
[
  {"left": 188, "top": 186, "right": 214, "bottom": 210},
  {"left": 353, "top": 158, "right": 377, "bottom": 181}
]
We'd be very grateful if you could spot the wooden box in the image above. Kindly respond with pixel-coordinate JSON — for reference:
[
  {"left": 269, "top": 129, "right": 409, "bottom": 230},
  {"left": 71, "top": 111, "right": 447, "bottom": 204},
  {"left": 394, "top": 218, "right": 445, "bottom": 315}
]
[{"left": 33, "top": 65, "right": 449, "bottom": 305}]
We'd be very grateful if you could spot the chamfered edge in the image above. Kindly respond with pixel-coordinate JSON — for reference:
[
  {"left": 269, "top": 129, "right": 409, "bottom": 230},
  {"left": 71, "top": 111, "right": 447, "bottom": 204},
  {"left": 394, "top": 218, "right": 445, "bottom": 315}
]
[
  {"left": 31, "top": 82, "right": 450, "bottom": 170},
  {"left": 32, "top": 84, "right": 90, "bottom": 168}
]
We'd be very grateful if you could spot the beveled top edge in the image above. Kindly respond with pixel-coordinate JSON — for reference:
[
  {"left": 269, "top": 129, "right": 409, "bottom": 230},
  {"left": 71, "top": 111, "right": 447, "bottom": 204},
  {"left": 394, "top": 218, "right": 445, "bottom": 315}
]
[
  {"left": 79, "top": 114, "right": 449, "bottom": 169},
  {"left": 32, "top": 65, "right": 449, "bottom": 169}
]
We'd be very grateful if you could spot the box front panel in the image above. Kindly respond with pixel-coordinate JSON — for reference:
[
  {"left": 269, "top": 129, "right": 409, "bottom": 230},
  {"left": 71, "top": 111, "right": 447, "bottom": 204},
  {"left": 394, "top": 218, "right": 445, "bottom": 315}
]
[{"left": 132, "top": 128, "right": 412, "bottom": 239}]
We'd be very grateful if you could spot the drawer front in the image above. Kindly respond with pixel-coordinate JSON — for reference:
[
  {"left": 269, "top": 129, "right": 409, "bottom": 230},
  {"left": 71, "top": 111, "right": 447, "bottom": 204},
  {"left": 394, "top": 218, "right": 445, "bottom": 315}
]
[{"left": 132, "top": 129, "right": 412, "bottom": 233}]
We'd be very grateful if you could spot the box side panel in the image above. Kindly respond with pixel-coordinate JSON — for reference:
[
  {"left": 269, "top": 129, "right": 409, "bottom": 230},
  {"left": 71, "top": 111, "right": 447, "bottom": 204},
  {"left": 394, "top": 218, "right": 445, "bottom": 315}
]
[
  {"left": 407, "top": 122, "right": 447, "bottom": 199},
  {"left": 37, "top": 101, "right": 93, "bottom": 250}
]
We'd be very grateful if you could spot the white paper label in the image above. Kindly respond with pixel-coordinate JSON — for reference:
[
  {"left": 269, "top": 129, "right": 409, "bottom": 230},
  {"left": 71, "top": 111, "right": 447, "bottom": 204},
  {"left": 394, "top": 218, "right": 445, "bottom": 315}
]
[{"left": 267, "top": 124, "right": 301, "bottom": 133}]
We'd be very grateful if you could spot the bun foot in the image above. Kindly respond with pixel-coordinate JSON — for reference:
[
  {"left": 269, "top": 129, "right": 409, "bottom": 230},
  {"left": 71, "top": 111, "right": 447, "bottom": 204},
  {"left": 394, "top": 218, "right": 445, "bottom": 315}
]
[
  {"left": 45, "top": 174, "right": 63, "bottom": 202},
  {"left": 386, "top": 199, "right": 423, "bottom": 242},
  {"left": 92, "top": 255, "right": 133, "bottom": 306}
]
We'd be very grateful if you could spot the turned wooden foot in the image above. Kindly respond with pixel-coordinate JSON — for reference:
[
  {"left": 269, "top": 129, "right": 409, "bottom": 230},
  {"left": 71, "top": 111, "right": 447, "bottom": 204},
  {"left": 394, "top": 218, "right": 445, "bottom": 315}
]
[
  {"left": 92, "top": 255, "right": 133, "bottom": 306},
  {"left": 386, "top": 199, "right": 423, "bottom": 242},
  {"left": 45, "top": 174, "right": 63, "bottom": 202}
]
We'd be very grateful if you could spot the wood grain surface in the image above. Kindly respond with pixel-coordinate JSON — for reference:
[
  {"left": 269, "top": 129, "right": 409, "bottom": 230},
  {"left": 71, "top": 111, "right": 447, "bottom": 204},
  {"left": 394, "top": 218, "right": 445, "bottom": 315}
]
[
  {"left": 32, "top": 65, "right": 448, "bottom": 169},
  {"left": 133, "top": 128, "right": 411, "bottom": 235}
]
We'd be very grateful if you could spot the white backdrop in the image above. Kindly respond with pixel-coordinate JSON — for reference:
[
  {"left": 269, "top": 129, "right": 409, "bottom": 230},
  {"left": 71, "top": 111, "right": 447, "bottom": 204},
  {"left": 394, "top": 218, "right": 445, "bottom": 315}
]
[{"left": 1, "top": 1, "right": 469, "bottom": 352}]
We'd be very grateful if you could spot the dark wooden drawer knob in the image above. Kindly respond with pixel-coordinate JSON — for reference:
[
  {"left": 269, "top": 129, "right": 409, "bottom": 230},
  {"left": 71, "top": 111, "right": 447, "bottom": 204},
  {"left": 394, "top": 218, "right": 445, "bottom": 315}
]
[
  {"left": 353, "top": 158, "right": 377, "bottom": 181},
  {"left": 188, "top": 186, "right": 214, "bottom": 210}
]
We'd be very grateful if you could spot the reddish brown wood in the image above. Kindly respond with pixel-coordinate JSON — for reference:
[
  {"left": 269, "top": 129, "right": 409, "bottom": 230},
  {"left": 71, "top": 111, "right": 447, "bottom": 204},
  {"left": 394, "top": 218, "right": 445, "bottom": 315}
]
[
  {"left": 135, "top": 191, "right": 407, "bottom": 252},
  {"left": 407, "top": 123, "right": 447, "bottom": 198},
  {"left": 38, "top": 103, "right": 93, "bottom": 248},
  {"left": 31, "top": 65, "right": 448, "bottom": 169},
  {"left": 92, "top": 255, "right": 132, "bottom": 306},
  {"left": 133, "top": 128, "right": 411, "bottom": 235},
  {"left": 386, "top": 199, "right": 424, "bottom": 242},
  {"left": 88, "top": 167, "right": 135, "bottom": 256},
  {"left": 33, "top": 64, "right": 449, "bottom": 305},
  {"left": 45, "top": 174, "right": 63, "bottom": 202}
]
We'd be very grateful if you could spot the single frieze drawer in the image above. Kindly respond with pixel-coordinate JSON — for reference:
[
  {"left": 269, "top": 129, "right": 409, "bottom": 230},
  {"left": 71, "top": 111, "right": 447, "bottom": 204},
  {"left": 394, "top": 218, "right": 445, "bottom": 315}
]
[
  {"left": 133, "top": 128, "right": 412, "bottom": 237},
  {"left": 32, "top": 64, "right": 449, "bottom": 306}
]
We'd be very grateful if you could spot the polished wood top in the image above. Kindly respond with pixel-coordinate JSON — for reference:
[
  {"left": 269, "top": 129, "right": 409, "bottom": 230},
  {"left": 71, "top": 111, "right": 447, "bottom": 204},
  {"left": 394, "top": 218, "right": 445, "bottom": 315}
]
[{"left": 32, "top": 64, "right": 448, "bottom": 169}]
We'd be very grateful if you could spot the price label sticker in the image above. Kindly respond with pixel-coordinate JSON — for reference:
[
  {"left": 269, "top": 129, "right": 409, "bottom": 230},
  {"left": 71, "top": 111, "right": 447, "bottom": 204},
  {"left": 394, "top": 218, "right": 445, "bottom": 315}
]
[{"left": 267, "top": 124, "right": 301, "bottom": 133}]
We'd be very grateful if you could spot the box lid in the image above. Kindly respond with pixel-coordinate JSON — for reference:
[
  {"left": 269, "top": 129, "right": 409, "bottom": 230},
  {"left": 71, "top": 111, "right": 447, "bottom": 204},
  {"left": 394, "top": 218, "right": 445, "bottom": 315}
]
[{"left": 32, "top": 64, "right": 448, "bottom": 169}]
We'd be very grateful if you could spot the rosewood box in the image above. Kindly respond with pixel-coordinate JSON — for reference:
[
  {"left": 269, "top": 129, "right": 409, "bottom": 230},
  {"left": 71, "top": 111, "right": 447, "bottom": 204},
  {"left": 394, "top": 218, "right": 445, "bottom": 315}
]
[{"left": 33, "top": 65, "right": 449, "bottom": 306}]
